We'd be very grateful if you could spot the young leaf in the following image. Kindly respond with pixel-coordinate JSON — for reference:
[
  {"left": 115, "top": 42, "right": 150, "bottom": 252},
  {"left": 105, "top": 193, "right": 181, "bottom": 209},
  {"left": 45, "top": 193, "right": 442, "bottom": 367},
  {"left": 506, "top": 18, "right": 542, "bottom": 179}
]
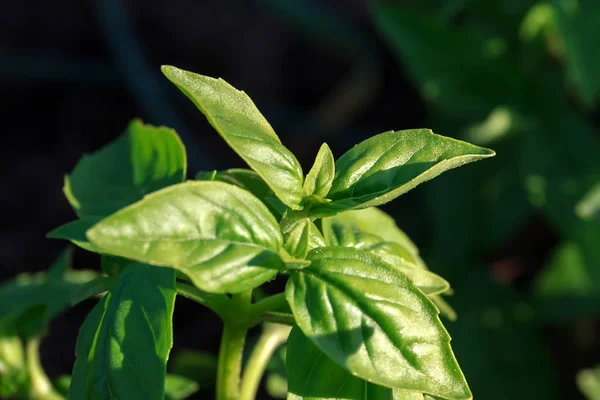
[
  {"left": 64, "top": 119, "right": 187, "bottom": 218},
  {"left": 87, "top": 181, "right": 284, "bottom": 294},
  {"left": 313, "top": 129, "right": 493, "bottom": 214},
  {"left": 161, "top": 65, "right": 304, "bottom": 210},
  {"left": 69, "top": 264, "right": 176, "bottom": 400},
  {"left": 303, "top": 143, "right": 335, "bottom": 198},
  {"left": 284, "top": 219, "right": 326, "bottom": 259},
  {"left": 286, "top": 247, "right": 470, "bottom": 399},
  {"left": 322, "top": 208, "right": 423, "bottom": 266}
]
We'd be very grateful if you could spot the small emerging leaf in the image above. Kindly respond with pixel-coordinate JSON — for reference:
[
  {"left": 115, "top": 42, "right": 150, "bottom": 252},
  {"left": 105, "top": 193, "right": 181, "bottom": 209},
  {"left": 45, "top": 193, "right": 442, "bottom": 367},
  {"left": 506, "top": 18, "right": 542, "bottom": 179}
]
[
  {"left": 303, "top": 143, "right": 335, "bottom": 198},
  {"left": 313, "top": 129, "right": 494, "bottom": 215},
  {"left": 162, "top": 65, "right": 304, "bottom": 209},
  {"left": 87, "top": 181, "right": 284, "bottom": 294},
  {"left": 164, "top": 374, "right": 200, "bottom": 400},
  {"left": 284, "top": 219, "right": 326, "bottom": 259}
]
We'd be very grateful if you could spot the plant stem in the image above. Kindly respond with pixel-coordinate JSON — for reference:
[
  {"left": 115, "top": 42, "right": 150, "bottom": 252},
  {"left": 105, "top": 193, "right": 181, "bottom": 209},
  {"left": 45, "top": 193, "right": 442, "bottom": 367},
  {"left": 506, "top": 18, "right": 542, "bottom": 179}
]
[
  {"left": 239, "top": 324, "right": 292, "bottom": 400},
  {"left": 216, "top": 290, "right": 253, "bottom": 400},
  {"left": 216, "top": 324, "right": 248, "bottom": 400},
  {"left": 249, "top": 293, "right": 288, "bottom": 324},
  {"left": 261, "top": 312, "right": 296, "bottom": 326},
  {"left": 26, "top": 338, "right": 62, "bottom": 400}
]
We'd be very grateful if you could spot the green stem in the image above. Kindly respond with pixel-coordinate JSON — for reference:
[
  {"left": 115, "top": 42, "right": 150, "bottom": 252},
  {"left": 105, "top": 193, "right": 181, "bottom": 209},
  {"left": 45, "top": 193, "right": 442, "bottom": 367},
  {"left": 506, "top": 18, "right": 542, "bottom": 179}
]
[
  {"left": 248, "top": 293, "right": 288, "bottom": 325},
  {"left": 26, "top": 338, "right": 62, "bottom": 400},
  {"left": 216, "top": 324, "right": 248, "bottom": 400},
  {"left": 239, "top": 324, "right": 292, "bottom": 400},
  {"left": 216, "top": 290, "right": 253, "bottom": 400},
  {"left": 261, "top": 312, "right": 296, "bottom": 326}
]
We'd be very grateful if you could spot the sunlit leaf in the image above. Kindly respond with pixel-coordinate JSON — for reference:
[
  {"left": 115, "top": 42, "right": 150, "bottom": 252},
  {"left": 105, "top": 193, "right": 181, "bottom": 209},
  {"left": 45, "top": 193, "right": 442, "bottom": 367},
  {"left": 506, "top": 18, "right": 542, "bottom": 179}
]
[{"left": 162, "top": 65, "right": 304, "bottom": 209}]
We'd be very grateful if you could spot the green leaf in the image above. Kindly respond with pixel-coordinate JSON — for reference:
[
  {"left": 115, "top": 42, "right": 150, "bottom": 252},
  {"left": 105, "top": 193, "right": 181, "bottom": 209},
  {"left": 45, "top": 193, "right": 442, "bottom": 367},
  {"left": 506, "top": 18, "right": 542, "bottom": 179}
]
[
  {"left": 161, "top": 65, "right": 304, "bottom": 209},
  {"left": 370, "top": 1, "right": 527, "bottom": 119},
  {"left": 303, "top": 143, "right": 335, "bottom": 198},
  {"left": 164, "top": 374, "right": 199, "bottom": 400},
  {"left": 286, "top": 247, "right": 470, "bottom": 399},
  {"left": 284, "top": 219, "right": 326, "bottom": 259},
  {"left": 313, "top": 129, "right": 494, "bottom": 215},
  {"left": 577, "top": 183, "right": 600, "bottom": 221},
  {"left": 169, "top": 350, "right": 218, "bottom": 389},
  {"left": 47, "top": 217, "right": 103, "bottom": 253},
  {"left": 321, "top": 208, "right": 449, "bottom": 296},
  {"left": 322, "top": 221, "right": 448, "bottom": 295},
  {"left": 87, "top": 181, "right": 284, "bottom": 294},
  {"left": 69, "top": 264, "right": 176, "bottom": 400},
  {"left": 196, "top": 168, "right": 286, "bottom": 219},
  {"left": 553, "top": 0, "right": 600, "bottom": 107},
  {"left": 47, "top": 247, "right": 73, "bottom": 280},
  {"left": 52, "top": 375, "right": 71, "bottom": 398},
  {"left": 70, "top": 277, "right": 114, "bottom": 306},
  {"left": 64, "top": 119, "right": 187, "bottom": 218},
  {"left": 287, "top": 326, "right": 414, "bottom": 400},
  {"left": 578, "top": 366, "right": 600, "bottom": 400},
  {"left": 534, "top": 242, "right": 592, "bottom": 298},
  {"left": 0, "top": 319, "right": 28, "bottom": 399}
]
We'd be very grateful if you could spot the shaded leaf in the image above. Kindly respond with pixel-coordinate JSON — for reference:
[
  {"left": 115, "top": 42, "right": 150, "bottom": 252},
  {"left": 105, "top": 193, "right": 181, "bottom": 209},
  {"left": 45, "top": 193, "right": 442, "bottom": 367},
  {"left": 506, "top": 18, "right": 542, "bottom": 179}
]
[
  {"left": 169, "top": 350, "right": 218, "bottom": 389},
  {"left": 69, "top": 264, "right": 176, "bottom": 400}
]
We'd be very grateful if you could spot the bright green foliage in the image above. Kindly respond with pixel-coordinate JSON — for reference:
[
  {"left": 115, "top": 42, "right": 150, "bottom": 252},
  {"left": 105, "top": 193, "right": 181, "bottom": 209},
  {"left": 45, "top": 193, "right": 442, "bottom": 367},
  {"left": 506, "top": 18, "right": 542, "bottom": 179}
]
[
  {"left": 286, "top": 247, "right": 470, "bottom": 399},
  {"left": 86, "top": 181, "right": 284, "bottom": 294},
  {"left": 161, "top": 66, "right": 305, "bottom": 210},
  {"left": 0, "top": 65, "right": 494, "bottom": 400},
  {"left": 315, "top": 129, "right": 494, "bottom": 215},
  {"left": 64, "top": 119, "right": 186, "bottom": 218},
  {"left": 69, "top": 264, "right": 176, "bottom": 400}
]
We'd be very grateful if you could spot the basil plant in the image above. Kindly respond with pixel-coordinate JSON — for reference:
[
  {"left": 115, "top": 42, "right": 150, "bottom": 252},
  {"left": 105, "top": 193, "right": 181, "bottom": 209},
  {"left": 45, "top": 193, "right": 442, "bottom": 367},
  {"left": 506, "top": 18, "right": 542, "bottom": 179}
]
[{"left": 43, "top": 66, "right": 494, "bottom": 400}]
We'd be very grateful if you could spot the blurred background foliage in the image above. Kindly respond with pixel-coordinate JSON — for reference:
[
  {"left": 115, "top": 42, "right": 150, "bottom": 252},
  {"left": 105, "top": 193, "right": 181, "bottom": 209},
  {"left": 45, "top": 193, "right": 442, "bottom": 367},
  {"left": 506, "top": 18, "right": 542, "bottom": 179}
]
[{"left": 1, "top": 0, "right": 600, "bottom": 399}]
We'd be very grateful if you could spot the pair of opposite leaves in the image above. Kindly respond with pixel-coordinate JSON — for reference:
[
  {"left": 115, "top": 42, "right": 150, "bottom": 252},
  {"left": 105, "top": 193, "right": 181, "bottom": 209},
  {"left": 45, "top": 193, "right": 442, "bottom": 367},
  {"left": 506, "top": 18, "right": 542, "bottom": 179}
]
[{"left": 50, "top": 66, "right": 494, "bottom": 400}]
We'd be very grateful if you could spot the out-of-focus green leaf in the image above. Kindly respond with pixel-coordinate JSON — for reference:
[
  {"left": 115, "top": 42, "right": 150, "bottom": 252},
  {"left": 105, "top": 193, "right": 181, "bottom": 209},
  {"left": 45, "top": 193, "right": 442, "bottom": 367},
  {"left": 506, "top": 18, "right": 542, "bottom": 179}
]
[
  {"left": 162, "top": 65, "right": 305, "bottom": 210},
  {"left": 553, "top": 0, "right": 600, "bottom": 107},
  {"left": 370, "top": 1, "right": 527, "bottom": 119},
  {"left": 87, "top": 181, "right": 284, "bottom": 294},
  {"left": 286, "top": 247, "right": 470, "bottom": 399},
  {"left": 312, "top": 129, "right": 494, "bottom": 215},
  {"left": 534, "top": 242, "right": 592, "bottom": 297},
  {"left": 69, "top": 264, "right": 176, "bottom": 400},
  {"left": 0, "top": 319, "right": 28, "bottom": 399},
  {"left": 164, "top": 374, "right": 199, "bottom": 400},
  {"left": 52, "top": 375, "right": 71, "bottom": 398},
  {"left": 47, "top": 248, "right": 73, "bottom": 280},
  {"left": 578, "top": 366, "right": 600, "bottom": 400},
  {"left": 577, "top": 183, "right": 600, "bottom": 221},
  {"left": 70, "top": 276, "right": 114, "bottom": 306},
  {"left": 169, "top": 350, "right": 218, "bottom": 389},
  {"left": 445, "top": 268, "right": 558, "bottom": 400},
  {"left": 64, "top": 119, "right": 187, "bottom": 218}
]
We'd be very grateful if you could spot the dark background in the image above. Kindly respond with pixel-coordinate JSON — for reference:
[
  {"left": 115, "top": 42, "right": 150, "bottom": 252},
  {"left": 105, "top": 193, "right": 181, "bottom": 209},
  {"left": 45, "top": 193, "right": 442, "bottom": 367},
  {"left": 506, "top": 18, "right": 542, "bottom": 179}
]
[{"left": 2, "top": 1, "right": 599, "bottom": 399}]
